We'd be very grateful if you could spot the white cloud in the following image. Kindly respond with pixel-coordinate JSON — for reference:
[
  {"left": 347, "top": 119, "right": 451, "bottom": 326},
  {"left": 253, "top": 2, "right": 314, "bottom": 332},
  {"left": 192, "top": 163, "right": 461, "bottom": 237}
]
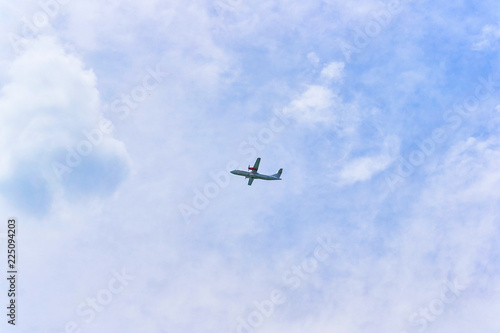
[
  {"left": 338, "top": 154, "right": 392, "bottom": 184},
  {"left": 282, "top": 61, "right": 356, "bottom": 130},
  {"left": 320, "top": 61, "right": 345, "bottom": 81},
  {"left": 249, "top": 134, "right": 500, "bottom": 333},
  {"left": 281, "top": 60, "right": 398, "bottom": 186},
  {"left": 283, "top": 85, "right": 337, "bottom": 124},
  {"left": 1, "top": 1, "right": 500, "bottom": 332},
  {"left": 0, "top": 36, "right": 130, "bottom": 214},
  {"left": 336, "top": 135, "right": 399, "bottom": 185}
]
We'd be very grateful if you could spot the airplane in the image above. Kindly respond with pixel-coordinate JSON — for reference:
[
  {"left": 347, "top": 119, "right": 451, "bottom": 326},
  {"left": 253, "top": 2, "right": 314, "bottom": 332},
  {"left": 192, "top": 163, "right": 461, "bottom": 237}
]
[{"left": 230, "top": 157, "right": 283, "bottom": 186}]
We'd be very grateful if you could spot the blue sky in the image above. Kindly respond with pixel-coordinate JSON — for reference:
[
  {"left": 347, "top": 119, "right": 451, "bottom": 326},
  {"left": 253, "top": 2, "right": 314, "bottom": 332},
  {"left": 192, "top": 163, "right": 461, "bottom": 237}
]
[{"left": 1, "top": 0, "right": 500, "bottom": 332}]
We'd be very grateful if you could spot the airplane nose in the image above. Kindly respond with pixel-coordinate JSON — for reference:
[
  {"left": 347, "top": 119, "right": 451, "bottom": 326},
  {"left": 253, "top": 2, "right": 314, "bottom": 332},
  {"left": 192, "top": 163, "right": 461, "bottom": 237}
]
[{"left": 230, "top": 170, "right": 236, "bottom": 174}]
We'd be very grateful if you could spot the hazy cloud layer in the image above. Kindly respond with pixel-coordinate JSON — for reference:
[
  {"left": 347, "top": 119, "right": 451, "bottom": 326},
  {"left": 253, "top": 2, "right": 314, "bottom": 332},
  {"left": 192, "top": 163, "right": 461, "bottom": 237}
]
[{"left": 0, "top": 0, "right": 499, "bottom": 332}]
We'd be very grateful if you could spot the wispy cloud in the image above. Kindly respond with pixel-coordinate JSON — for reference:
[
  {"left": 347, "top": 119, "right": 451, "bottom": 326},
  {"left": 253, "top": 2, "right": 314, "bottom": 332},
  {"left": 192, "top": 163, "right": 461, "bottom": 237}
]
[{"left": 473, "top": 23, "right": 500, "bottom": 51}]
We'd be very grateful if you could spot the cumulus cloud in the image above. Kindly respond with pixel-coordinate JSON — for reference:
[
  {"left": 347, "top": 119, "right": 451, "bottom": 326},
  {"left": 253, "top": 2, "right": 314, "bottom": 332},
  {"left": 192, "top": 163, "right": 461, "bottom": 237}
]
[{"left": 0, "top": 37, "right": 130, "bottom": 215}]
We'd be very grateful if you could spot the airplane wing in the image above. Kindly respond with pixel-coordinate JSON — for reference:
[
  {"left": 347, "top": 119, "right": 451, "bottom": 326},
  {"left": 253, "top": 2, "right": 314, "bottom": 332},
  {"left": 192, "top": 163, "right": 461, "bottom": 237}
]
[
  {"left": 252, "top": 158, "right": 261, "bottom": 172},
  {"left": 248, "top": 178, "right": 254, "bottom": 186}
]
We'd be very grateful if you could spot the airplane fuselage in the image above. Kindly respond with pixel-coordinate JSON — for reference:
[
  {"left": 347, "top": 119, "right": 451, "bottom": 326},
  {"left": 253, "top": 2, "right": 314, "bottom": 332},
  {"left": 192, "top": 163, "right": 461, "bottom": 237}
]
[{"left": 230, "top": 170, "right": 281, "bottom": 181}]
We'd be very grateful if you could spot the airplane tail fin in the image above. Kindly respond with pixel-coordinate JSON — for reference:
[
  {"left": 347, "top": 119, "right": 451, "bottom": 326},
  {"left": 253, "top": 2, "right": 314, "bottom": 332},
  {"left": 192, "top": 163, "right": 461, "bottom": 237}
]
[{"left": 275, "top": 168, "right": 283, "bottom": 178}]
